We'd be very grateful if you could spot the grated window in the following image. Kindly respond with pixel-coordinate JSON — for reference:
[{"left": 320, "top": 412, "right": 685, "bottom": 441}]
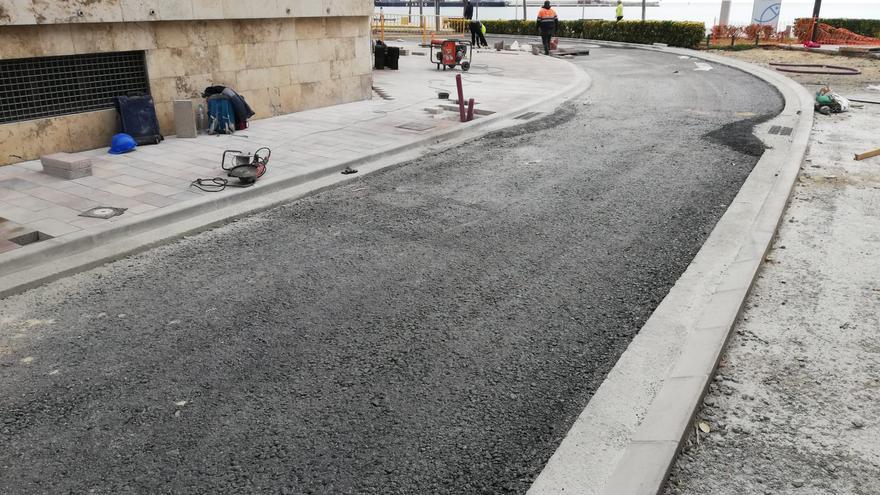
[{"left": 0, "top": 51, "right": 150, "bottom": 125}]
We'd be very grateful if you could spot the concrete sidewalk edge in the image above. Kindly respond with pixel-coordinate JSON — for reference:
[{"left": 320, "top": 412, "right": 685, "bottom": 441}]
[
  {"left": 0, "top": 57, "right": 591, "bottom": 299},
  {"left": 522, "top": 41, "right": 814, "bottom": 495}
]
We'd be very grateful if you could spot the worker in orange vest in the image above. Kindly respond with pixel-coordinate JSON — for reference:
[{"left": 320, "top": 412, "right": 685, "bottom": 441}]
[{"left": 537, "top": 1, "right": 559, "bottom": 55}]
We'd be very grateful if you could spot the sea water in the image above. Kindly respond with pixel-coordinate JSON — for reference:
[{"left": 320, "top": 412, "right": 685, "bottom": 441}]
[{"left": 378, "top": 2, "right": 880, "bottom": 31}]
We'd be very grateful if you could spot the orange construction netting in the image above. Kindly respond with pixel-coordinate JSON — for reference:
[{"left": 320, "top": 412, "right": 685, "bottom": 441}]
[{"left": 796, "top": 19, "right": 880, "bottom": 46}]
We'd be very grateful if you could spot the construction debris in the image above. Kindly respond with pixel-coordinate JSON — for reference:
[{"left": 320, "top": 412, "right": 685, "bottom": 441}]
[
  {"left": 854, "top": 148, "right": 880, "bottom": 161},
  {"left": 770, "top": 63, "right": 861, "bottom": 75},
  {"left": 815, "top": 87, "right": 851, "bottom": 115}
]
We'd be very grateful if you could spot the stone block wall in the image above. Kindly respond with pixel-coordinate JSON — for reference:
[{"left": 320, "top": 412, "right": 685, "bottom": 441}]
[
  {"left": 0, "top": 1, "right": 374, "bottom": 166},
  {"left": 0, "top": 0, "right": 374, "bottom": 24}
]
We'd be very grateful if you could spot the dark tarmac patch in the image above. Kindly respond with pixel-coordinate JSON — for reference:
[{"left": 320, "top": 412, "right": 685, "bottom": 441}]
[
  {"left": 705, "top": 114, "right": 777, "bottom": 157},
  {"left": 488, "top": 105, "right": 579, "bottom": 139}
]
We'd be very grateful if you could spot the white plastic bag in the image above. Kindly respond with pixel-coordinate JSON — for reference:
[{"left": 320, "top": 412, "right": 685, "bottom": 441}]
[{"left": 829, "top": 92, "right": 851, "bottom": 112}]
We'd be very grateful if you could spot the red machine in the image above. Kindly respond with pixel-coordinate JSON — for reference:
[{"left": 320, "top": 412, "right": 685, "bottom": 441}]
[{"left": 429, "top": 39, "right": 472, "bottom": 71}]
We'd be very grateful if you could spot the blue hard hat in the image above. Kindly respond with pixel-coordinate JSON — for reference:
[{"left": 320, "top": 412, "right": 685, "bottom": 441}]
[{"left": 109, "top": 133, "right": 137, "bottom": 154}]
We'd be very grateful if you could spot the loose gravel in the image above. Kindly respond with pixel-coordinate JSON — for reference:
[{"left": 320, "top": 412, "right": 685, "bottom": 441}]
[{"left": 0, "top": 49, "right": 781, "bottom": 494}]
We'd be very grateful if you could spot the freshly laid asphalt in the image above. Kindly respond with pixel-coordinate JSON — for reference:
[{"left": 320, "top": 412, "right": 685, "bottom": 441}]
[{"left": 0, "top": 49, "right": 781, "bottom": 494}]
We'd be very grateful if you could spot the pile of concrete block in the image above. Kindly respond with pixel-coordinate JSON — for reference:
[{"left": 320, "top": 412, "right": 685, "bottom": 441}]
[{"left": 40, "top": 153, "right": 92, "bottom": 180}]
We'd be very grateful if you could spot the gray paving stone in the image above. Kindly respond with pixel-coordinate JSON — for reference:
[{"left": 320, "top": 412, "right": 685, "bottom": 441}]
[
  {"left": 173, "top": 100, "right": 198, "bottom": 139},
  {"left": 40, "top": 153, "right": 93, "bottom": 171},
  {"left": 133, "top": 192, "right": 177, "bottom": 207},
  {"left": 108, "top": 175, "right": 153, "bottom": 188},
  {"left": 26, "top": 218, "right": 82, "bottom": 237},
  {"left": 102, "top": 183, "right": 146, "bottom": 198},
  {"left": 0, "top": 178, "right": 41, "bottom": 191}
]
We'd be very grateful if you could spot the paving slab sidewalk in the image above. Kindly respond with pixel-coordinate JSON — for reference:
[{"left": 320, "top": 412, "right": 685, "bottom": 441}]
[{"left": 0, "top": 43, "right": 588, "bottom": 293}]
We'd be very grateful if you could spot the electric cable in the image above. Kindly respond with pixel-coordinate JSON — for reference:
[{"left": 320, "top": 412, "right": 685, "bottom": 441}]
[
  {"left": 191, "top": 147, "right": 271, "bottom": 192},
  {"left": 190, "top": 177, "right": 256, "bottom": 192}
]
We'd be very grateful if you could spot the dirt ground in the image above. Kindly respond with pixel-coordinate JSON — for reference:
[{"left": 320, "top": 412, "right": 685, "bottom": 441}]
[
  {"left": 665, "top": 51, "right": 880, "bottom": 495},
  {"left": 713, "top": 47, "right": 880, "bottom": 94}
]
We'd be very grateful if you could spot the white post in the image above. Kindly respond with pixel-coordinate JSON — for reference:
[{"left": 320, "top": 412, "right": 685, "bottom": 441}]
[{"left": 719, "top": 0, "right": 732, "bottom": 25}]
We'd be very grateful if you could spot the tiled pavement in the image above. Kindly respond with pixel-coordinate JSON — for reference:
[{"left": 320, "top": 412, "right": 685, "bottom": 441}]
[{"left": 0, "top": 43, "right": 584, "bottom": 265}]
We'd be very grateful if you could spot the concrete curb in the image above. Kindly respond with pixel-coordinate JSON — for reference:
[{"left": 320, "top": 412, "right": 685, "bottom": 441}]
[
  {"left": 0, "top": 55, "right": 592, "bottom": 299},
  {"left": 518, "top": 40, "right": 814, "bottom": 495}
]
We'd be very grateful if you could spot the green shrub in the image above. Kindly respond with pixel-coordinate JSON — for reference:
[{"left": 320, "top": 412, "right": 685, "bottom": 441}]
[
  {"left": 482, "top": 20, "right": 706, "bottom": 48},
  {"left": 799, "top": 18, "right": 880, "bottom": 38}
]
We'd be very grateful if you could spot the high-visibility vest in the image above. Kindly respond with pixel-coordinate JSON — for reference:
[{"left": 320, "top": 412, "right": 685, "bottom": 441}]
[
  {"left": 538, "top": 7, "right": 557, "bottom": 19},
  {"left": 538, "top": 7, "right": 558, "bottom": 31},
  {"left": 616, "top": 3, "right": 623, "bottom": 17}
]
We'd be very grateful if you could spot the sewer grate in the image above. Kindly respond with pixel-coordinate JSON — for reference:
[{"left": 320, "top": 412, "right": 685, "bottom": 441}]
[
  {"left": 515, "top": 111, "right": 542, "bottom": 120},
  {"left": 79, "top": 206, "right": 127, "bottom": 219},
  {"left": 9, "top": 231, "right": 53, "bottom": 246},
  {"left": 768, "top": 125, "right": 793, "bottom": 136},
  {"left": 396, "top": 121, "right": 437, "bottom": 132}
]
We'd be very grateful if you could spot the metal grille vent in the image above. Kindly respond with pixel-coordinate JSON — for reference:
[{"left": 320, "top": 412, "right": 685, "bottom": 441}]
[
  {"left": 768, "top": 125, "right": 793, "bottom": 136},
  {"left": 0, "top": 51, "right": 150, "bottom": 124}
]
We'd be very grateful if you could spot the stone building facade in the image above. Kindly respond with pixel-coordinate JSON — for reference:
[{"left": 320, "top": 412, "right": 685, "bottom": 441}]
[{"left": 0, "top": 0, "right": 374, "bottom": 166}]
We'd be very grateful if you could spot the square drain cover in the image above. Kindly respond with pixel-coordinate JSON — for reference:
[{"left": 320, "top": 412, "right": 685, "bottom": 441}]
[
  {"left": 80, "top": 207, "right": 127, "bottom": 219},
  {"left": 396, "top": 122, "right": 436, "bottom": 132},
  {"left": 768, "top": 126, "right": 792, "bottom": 136},
  {"left": 9, "top": 231, "right": 53, "bottom": 246}
]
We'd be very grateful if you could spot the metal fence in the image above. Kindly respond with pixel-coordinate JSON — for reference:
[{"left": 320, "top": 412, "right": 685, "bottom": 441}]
[
  {"left": 372, "top": 13, "right": 469, "bottom": 43},
  {"left": 0, "top": 51, "right": 149, "bottom": 124}
]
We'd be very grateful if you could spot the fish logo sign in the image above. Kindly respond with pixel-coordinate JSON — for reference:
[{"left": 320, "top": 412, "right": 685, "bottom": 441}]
[{"left": 752, "top": 1, "right": 781, "bottom": 27}]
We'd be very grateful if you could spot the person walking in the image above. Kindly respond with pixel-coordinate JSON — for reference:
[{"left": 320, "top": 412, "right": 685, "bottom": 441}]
[
  {"left": 616, "top": 0, "right": 624, "bottom": 21},
  {"left": 464, "top": 0, "right": 474, "bottom": 20},
  {"left": 537, "top": 1, "right": 558, "bottom": 55}
]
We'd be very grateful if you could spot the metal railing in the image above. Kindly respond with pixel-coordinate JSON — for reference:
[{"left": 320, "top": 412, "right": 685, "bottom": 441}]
[{"left": 371, "top": 13, "right": 469, "bottom": 44}]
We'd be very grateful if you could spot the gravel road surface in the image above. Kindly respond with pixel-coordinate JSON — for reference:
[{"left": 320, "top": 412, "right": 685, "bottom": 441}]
[{"left": 0, "top": 49, "right": 781, "bottom": 494}]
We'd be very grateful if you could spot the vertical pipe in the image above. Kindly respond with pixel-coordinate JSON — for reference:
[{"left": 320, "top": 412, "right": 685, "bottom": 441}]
[
  {"left": 456, "top": 74, "right": 466, "bottom": 122},
  {"left": 523, "top": 0, "right": 527, "bottom": 23},
  {"left": 466, "top": 98, "right": 475, "bottom": 122},
  {"left": 642, "top": 0, "right": 646, "bottom": 21},
  {"left": 435, "top": 0, "right": 440, "bottom": 32},
  {"left": 811, "top": 0, "right": 823, "bottom": 41}
]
